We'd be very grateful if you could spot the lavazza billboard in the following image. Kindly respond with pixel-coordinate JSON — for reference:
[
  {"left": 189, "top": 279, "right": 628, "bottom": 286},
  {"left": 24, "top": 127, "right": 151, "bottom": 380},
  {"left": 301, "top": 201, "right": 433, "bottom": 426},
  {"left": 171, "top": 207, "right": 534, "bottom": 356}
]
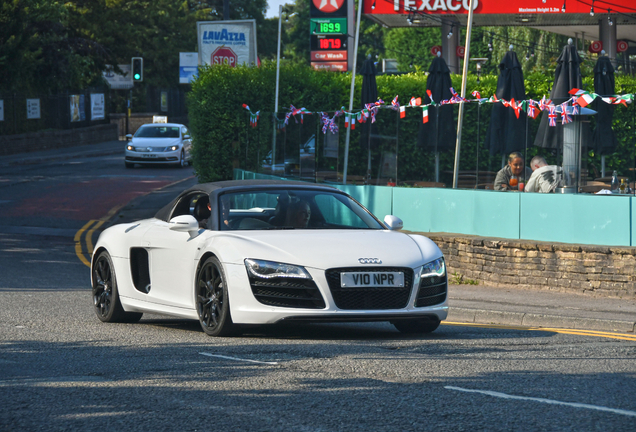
[{"left": 197, "top": 20, "right": 258, "bottom": 68}]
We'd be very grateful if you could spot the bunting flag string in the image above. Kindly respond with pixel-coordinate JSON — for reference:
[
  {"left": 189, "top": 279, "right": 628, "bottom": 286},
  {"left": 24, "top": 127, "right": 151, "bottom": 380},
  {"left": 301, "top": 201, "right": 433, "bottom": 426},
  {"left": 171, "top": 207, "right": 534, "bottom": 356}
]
[
  {"left": 242, "top": 88, "right": 634, "bottom": 133},
  {"left": 242, "top": 104, "right": 260, "bottom": 128}
]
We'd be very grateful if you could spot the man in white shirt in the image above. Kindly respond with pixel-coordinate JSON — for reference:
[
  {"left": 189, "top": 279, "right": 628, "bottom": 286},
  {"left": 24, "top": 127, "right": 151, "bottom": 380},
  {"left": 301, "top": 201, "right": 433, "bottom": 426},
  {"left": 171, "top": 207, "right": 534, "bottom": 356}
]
[{"left": 525, "top": 156, "right": 563, "bottom": 193}]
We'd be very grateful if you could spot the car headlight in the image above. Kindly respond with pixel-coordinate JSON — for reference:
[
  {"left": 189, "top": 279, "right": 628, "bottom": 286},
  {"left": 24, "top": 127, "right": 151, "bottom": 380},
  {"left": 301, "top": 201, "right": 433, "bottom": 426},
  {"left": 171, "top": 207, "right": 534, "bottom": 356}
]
[
  {"left": 127, "top": 145, "right": 136, "bottom": 151},
  {"left": 165, "top": 145, "right": 179, "bottom": 151},
  {"left": 421, "top": 257, "right": 445, "bottom": 278},
  {"left": 245, "top": 259, "right": 312, "bottom": 280}
]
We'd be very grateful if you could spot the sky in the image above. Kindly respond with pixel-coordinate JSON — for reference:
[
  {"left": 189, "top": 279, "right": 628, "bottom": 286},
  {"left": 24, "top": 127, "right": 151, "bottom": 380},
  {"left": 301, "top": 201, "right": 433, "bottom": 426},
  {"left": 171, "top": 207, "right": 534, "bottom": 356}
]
[{"left": 266, "top": 0, "right": 292, "bottom": 18}]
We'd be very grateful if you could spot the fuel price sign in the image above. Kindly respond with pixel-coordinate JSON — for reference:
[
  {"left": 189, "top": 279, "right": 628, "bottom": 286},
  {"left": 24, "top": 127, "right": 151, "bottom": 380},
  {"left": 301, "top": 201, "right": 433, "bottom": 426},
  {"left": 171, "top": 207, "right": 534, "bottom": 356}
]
[{"left": 310, "top": 18, "right": 347, "bottom": 35}]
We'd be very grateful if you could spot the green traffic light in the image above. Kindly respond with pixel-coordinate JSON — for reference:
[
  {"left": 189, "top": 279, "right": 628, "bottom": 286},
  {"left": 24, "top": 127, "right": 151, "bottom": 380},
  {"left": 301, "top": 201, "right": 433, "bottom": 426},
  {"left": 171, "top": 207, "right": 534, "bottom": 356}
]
[{"left": 134, "top": 73, "right": 141, "bottom": 80}]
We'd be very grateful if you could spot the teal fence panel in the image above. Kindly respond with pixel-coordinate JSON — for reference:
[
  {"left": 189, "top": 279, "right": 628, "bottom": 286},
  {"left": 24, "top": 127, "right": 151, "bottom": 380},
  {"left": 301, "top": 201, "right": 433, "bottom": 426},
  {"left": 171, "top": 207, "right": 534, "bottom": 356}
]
[
  {"left": 520, "top": 193, "right": 632, "bottom": 246},
  {"left": 393, "top": 188, "right": 521, "bottom": 238},
  {"left": 233, "top": 169, "right": 633, "bottom": 246},
  {"left": 332, "top": 185, "right": 393, "bottom": 220}
]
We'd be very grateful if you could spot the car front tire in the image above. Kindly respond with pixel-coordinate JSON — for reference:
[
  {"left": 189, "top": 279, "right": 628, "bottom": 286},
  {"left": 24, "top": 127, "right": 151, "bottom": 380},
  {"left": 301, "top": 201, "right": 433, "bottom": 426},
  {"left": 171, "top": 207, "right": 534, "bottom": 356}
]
[
  {"left": 92, "top": 251, "right": 143, "bottom": 323},
  {"left": 196, "top": 257, "right": 235, "bottom": 337},
  {"left": 391, "top": 318, "right": 440, "bottom": 334},
  {"left": 178, "top": 150, "right": 186, "bottom": 168}
]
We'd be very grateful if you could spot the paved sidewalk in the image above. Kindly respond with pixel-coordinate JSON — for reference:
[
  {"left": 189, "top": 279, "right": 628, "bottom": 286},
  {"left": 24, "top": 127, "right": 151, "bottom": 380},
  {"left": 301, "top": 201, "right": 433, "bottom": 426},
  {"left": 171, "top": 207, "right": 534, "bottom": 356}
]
[{"left": 448, "top": 284, "right": 636, "bottom": 333}]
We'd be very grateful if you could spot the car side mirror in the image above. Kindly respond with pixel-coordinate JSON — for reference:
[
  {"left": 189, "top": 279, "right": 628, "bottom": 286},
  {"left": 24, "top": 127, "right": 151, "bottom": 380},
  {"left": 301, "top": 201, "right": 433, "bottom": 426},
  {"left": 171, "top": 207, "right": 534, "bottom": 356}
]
[
  {"left": 383, "top": 215, "right": 403, "bottom": 231},
  {"left": 184, "top": 134, "right": 191, "bottom": 140},
  {"left": 169, "top": 215, "right": 200, "bottom": 238},
  {"left": 126, "top": 134, "right": 133, "bottom": 140}
]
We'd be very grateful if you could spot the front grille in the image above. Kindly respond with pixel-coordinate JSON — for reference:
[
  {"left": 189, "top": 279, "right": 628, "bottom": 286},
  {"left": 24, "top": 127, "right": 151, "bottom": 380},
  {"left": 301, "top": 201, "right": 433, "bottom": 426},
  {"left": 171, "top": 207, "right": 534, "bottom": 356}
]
[
  {"left": 325, "top": 267, "right": 414, "bottom": 310},
  {"left": 126, "top": 156, "right": 176, "bottom": 162},
  {"left": 415, "top": 275, "right": 447, "bottom": 307},
  {"left": 249, "top": 277, "right": 325, "bottom": 309}
]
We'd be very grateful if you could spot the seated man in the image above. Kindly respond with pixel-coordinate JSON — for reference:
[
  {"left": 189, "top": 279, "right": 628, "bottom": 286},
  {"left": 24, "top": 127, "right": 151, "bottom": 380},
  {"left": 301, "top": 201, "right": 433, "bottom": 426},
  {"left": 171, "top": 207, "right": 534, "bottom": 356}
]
[
  {"left": 285, "top": 200, "right": 311, "bottom": 228},
  {"left": 525, "top": 156, "right": 563, "bottom": 193}
]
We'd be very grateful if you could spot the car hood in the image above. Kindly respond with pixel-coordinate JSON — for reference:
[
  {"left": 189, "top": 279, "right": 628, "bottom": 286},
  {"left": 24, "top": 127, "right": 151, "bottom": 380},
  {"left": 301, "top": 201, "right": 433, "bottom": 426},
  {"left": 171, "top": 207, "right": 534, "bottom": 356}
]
[
  {"left": 131, "top": 137, "right": 181, "bottom": 148},
  {"left": 211, "top": 229, "right": 441, "bottom": 270}
]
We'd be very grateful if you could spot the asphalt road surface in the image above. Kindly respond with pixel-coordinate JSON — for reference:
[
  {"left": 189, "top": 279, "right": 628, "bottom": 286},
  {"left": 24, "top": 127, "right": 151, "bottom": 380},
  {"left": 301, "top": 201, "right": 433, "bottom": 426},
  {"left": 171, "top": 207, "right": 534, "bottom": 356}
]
[{"left": 1, "top": 147, "right": 636, "bottom": 431}]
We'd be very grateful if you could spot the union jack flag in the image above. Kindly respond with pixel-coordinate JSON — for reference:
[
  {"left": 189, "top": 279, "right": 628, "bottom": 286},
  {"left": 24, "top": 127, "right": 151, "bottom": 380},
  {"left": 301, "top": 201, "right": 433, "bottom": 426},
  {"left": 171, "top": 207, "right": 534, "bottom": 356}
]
[
  {"left": 471, "top": 91, "right": 481, "bottom": 99},
  {"left": 561, "top": 103, "right": 572, "bottom": 124},
  {"left": 527, "top": 100, "right": 539, "bottom": 119},
  {"left": 548, "top": 106, "right": 557, "bottom": 127},
  {"left": 449, "top": 87, "right": 465, "bottom": 103},
  {"left": 539, "top": 96, "right": 553, "bottom": 111},
  {"left": 571, "top": 101, "right": 579, "bottom": 115},
  {"left": 391, "top": 95, "right": 399, "bottom": 111}
]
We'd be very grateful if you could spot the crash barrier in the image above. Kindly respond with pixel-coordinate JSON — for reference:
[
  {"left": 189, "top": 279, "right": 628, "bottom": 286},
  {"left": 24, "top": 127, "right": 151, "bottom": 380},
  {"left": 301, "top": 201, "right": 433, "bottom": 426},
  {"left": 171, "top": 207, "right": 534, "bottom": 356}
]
[
  {"left": 0, "top": 123, "right": 118, "bottom": 156},
  {"left": 235, "top": 168, "right": 635, "bottom": 247}
]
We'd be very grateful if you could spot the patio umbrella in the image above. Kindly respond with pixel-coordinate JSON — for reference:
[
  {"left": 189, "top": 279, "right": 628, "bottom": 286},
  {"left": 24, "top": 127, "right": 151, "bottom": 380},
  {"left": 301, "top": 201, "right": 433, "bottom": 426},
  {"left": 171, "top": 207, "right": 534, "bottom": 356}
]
[
  {"left": 484, "top": 48, "right": 527, "bottom": 155},
  {"left": 591, "top": 55, "right": 617, "bottom": 155},
  {"left": 533, "top": 41, "right": 584, "bottom": 150},
  {"left": 418, "top": 54, "right": 455, "bottom": 152},
  {"left": 359, "top": 56, "right": 378, "bottom": 180}
]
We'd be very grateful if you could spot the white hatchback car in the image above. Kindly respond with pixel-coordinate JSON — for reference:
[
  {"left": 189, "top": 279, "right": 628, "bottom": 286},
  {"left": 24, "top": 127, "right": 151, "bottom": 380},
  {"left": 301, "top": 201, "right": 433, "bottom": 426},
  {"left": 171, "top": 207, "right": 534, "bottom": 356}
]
[{"left": 125, "top": 123, "right": 192, "bottom": 168}]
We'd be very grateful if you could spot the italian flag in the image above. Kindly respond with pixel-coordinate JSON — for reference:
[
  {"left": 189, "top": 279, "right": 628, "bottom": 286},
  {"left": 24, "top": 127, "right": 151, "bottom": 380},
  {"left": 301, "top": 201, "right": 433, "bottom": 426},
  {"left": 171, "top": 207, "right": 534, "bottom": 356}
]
[
  {"left": 422, "top": 106, "right": 429, "bottom": 124},
  {"left": 399, "top": 106, "right": 406, "bottom": 118},
  {"left": 569, "top": 88, "right": 596, "bottom": 107}
]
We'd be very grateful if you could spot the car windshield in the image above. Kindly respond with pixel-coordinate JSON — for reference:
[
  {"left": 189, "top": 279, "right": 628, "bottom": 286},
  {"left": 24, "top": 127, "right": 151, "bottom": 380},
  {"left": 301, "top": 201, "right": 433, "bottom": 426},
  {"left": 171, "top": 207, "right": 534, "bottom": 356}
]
[
  {"left": 135, "top": 126, "right": 180, "bottom": 138},
  {"left": 217, "top": 189, "right": 383, "bottom": 231}
]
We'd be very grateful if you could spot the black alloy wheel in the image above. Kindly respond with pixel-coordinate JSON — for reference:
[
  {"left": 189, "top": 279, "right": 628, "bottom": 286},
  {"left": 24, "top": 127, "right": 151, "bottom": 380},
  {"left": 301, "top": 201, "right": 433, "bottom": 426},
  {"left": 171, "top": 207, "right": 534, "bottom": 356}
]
[
  {"left": 392, "top": 318, "right": 440, "bottom": 334},
  {"left": 179, "top": 150, "right": 186, "bottom": 168},
  {"left": 196, "top": 257, "right": 235, "bottom": 336},
  {"left": 92, "top": 251, "right": 142, "bottom": 323}
]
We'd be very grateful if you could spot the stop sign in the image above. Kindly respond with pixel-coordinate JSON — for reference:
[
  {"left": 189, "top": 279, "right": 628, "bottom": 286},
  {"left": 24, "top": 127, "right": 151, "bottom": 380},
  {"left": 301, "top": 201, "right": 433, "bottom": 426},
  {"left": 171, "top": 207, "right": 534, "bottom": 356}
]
[
  {"left": 211, "top": 46, "right": 237, "bottom": 67},
  {"left": 456, "top": 46, "right": 465, "bottom": 58}
]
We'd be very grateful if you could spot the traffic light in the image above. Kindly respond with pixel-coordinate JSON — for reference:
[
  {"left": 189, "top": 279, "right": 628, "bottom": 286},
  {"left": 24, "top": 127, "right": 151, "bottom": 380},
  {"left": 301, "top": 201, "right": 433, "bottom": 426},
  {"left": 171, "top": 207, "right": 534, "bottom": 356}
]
[{"left": 132, "top": 57, "right": 143, "bottom": 82}]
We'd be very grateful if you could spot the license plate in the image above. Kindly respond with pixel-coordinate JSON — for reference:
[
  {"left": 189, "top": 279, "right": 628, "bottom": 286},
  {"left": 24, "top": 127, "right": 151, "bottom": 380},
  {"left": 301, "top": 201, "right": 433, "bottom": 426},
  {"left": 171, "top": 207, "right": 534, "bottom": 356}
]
[
  {"left": 142, "top": 154, "right": 157, "bottom": 158},
  {"left": 340, "top": 272, "right": 404, "bottom": 288}
]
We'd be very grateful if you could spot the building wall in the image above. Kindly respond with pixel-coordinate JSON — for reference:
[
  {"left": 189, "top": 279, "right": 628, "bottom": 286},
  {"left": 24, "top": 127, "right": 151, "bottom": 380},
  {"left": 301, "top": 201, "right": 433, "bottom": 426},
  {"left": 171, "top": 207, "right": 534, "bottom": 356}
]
[{"left": 0, "top": 124, "right": 118, "bottom": 156}]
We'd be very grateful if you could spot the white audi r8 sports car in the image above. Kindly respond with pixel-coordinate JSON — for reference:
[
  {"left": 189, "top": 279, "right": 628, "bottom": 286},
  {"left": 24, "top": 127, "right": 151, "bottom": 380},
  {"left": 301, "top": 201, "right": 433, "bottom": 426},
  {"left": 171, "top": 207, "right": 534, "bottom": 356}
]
[
  {"left": 91, "top": 180, "right": 448, "bottom": 336},
  {"left": 124, "top": 123, "right": 192, "bottom": 168}
]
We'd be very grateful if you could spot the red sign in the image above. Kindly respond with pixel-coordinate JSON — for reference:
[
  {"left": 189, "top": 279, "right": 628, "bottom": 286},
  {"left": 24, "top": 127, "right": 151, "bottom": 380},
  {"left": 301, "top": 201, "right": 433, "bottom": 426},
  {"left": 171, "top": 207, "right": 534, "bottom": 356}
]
[
  {"left": 431, "top": 45, "right": 442, "bottom": 56},
  {"left": 617, "top": 40, "right": 629, "bottom": 53},
  {"left": 311, "top": 50, "right": 348, "bottom": 61},
  {"left": 211, "top": 46, "right": 237, "bottom": 67},
  {"left": 312, "top": 0, "right": 345, "bottom": 14},
  {"left": 589, "top": 41, "right": 603, "bottom": 53},
  {"left": 456, "top": 45, "right": 465, "bottom": 58},
  {"left": 311, "top": 61, "right": 348, "bottom": 72}
]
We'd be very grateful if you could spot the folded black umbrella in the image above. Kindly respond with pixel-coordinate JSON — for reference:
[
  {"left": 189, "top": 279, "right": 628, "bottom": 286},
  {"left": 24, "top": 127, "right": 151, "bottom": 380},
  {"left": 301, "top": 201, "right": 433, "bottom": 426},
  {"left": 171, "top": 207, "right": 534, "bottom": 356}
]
[
  {"left": 484, "top": 49, "right": 527, "bottom": 156},
  {"left": 591, "top": 56, "right": 617, "bottom": 155},
  {"left": 534, "top": 42, "right": 587, "bottom": 150},
  {"left": 418, "top": 55, "right": 456, "bottom": 151}
]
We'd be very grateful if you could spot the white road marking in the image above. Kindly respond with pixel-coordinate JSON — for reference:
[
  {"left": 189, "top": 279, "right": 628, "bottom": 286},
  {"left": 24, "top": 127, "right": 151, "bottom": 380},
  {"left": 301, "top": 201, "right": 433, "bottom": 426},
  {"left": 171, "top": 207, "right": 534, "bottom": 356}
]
[
  {"left": 445, "top": 386, "right": 636, "bottom": 417},
  {"left": 199, "top": 352, "right": 278, "bottom": 365}
]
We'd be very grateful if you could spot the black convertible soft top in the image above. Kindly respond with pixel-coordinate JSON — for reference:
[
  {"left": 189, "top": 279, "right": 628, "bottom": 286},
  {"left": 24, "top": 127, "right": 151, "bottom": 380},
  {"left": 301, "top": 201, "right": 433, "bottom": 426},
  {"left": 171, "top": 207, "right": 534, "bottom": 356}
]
[{"left": 154, "top": 179, "right": 343, "bottom": 224}]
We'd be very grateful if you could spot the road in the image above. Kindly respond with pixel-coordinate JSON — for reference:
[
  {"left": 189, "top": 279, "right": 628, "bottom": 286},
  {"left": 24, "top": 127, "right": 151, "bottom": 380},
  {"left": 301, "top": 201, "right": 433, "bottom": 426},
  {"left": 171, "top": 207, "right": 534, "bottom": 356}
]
[{"left": 1, "top": 146, "right": 635, "bottom": 431}]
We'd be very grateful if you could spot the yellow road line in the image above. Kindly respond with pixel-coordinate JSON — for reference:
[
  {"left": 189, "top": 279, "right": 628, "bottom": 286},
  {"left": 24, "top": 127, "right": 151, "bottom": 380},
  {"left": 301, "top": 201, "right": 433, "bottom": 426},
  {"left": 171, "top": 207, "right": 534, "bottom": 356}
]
[
  {"left": 86, "top": 220, "right": 105, "bottom": 255},
  {"left": 443, "top": 321, "right": 636, "bottom": 341},
  {"left": 74, "top": 220, "right": 95, "bottom": 267}
]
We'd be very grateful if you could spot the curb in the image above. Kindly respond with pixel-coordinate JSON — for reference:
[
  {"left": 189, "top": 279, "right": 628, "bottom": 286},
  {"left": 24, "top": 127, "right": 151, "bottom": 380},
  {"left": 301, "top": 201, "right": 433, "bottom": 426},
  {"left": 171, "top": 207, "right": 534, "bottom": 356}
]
[{"left": 447, "top": 307, "right": 636, "bottom": 334}]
